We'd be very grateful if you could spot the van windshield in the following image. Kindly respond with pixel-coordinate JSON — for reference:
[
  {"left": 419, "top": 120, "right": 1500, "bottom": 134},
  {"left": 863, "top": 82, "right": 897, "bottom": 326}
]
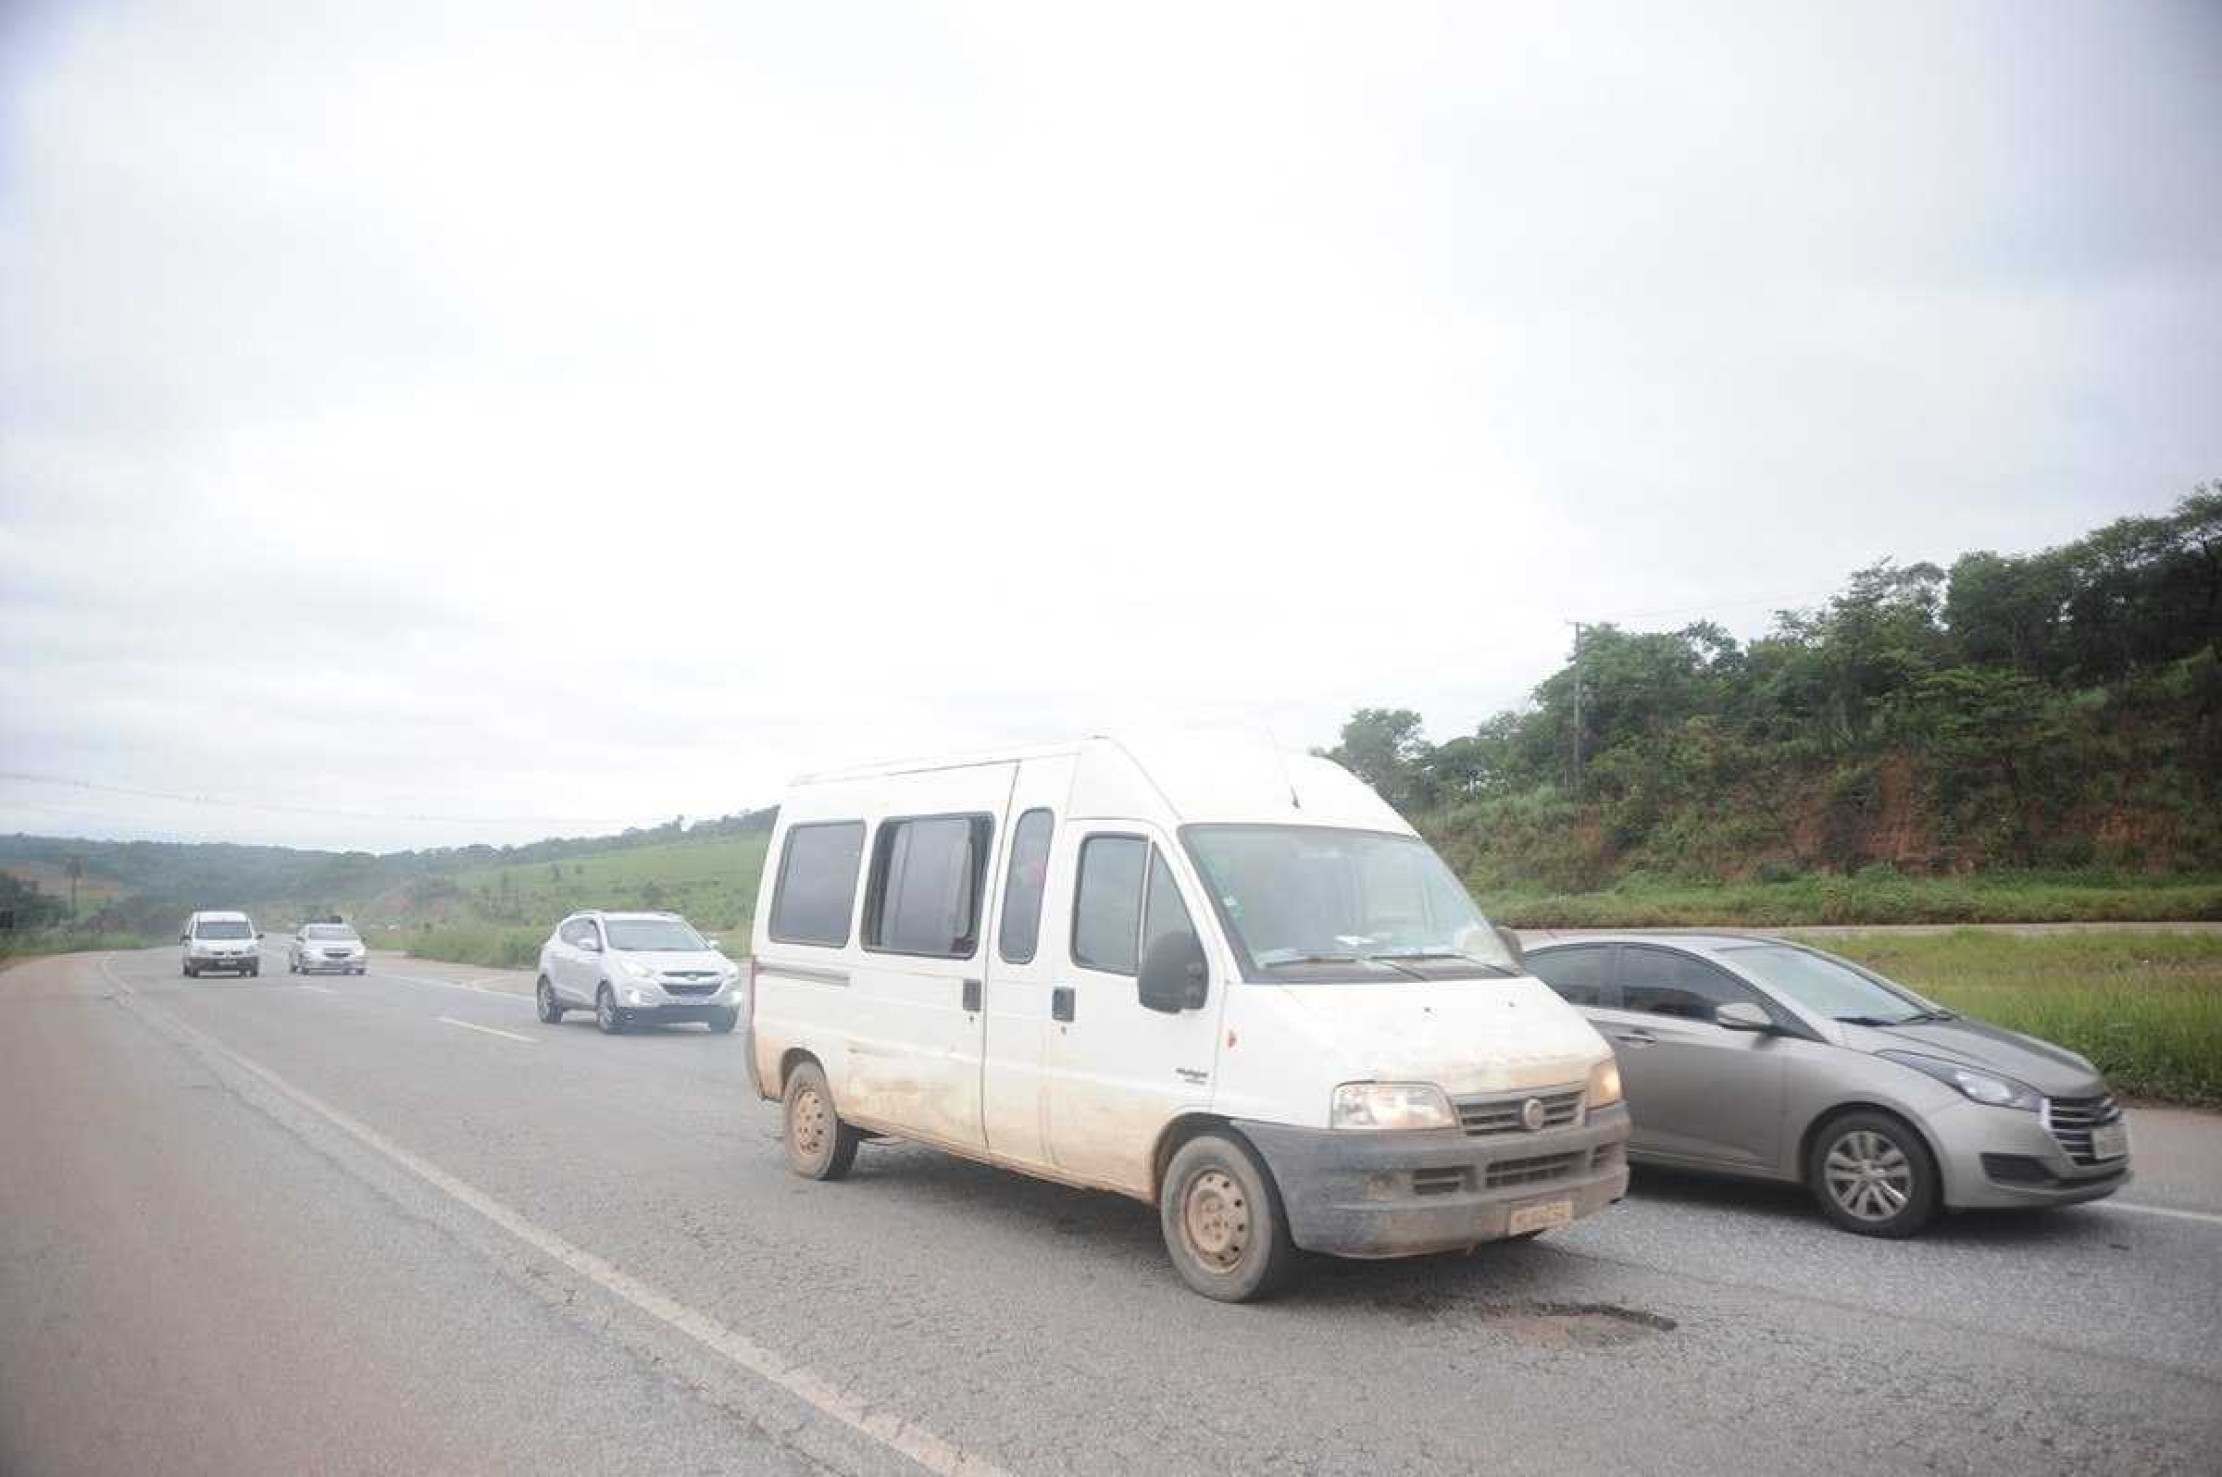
[
  {"left": 195, "top": 920, "right": 253, "bottom": 939},
  {"left": 1182, "top": 825, "right": 1517, "bottom": 982}
]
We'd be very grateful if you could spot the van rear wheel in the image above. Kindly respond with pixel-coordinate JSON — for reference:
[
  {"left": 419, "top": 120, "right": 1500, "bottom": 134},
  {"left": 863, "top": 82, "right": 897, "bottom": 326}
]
[
  {"left": 1160, "top": 1133, "right": 1298, "bottom": 1302},
  {"left": 782, "top": 1062, "right": 858, "bottom": 1180}
]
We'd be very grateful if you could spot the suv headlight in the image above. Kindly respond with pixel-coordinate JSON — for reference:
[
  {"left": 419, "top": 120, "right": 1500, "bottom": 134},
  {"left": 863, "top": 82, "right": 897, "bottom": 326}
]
[
  {"left": 1880, "top": 1051, "right": 2042, "bottom": 1111},
  {"left": 1587, "top": 1056, "right": 1623, "bottom": 1108},
  {"left": 1330, "top": 1082, "right": 1455, "bottom": 1131},
  {"left": 620, "top": 958, "right": 658, "bottom": 981}
]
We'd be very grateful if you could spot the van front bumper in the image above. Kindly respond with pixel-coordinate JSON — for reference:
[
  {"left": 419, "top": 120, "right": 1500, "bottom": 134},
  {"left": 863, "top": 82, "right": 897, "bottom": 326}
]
[{"left": 1236, "top": 1102, "right": 1632, "bottom": 1258}]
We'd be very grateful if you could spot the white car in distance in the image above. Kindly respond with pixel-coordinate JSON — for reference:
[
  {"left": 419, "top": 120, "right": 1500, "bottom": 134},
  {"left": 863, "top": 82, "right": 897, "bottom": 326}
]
[{"left": 536, "top": 910, "right": 744, "bottom": 1034}]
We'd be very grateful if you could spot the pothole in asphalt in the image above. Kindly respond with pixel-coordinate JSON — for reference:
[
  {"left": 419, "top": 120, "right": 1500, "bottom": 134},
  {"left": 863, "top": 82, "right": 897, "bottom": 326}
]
[{"left": 1382, "top": 1293, "right": 1676, "bottom": 1346}]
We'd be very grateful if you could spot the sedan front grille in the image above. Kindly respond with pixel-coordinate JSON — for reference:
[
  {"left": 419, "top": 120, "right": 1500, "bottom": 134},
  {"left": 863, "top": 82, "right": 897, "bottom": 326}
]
[
  {"left": 1485, "top": 1150, "right": 1586, "bottom": 1189},
  {"left": 1455, "top": 1086, "right": 1584, "bottom": 1136},
  {"left": 2044, "top": 1093, "right": 2123, "bottom": 1166}
]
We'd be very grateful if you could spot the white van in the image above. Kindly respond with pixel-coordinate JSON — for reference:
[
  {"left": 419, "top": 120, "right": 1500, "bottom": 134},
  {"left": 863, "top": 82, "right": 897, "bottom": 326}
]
[
  {"left": 746, "top": 734, "right": 1630, "bottom": 1300},
  {"left": 181, "top": 910, "right": 262, "bottom": 977}
]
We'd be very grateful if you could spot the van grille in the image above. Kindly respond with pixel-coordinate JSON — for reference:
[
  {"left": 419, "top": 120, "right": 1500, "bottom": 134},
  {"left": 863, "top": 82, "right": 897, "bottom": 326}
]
[
  {"left": 1410, "top": 1167, "right": 1468, "bottom": 1197},
  {"left": 2044, "top": 1094, "right": 2123, "bottom": 1165},
  {"left": 1455, "top": 1087, "right": 1584, "bottom": 1137},
  {"left": 1485, "top": 1151, "right": 1586, "bottom": 1189}
]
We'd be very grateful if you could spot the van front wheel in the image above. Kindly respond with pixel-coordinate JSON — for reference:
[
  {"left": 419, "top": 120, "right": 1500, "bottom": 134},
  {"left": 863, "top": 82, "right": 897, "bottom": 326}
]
[
  {"left": 1160, "top": 1133, "right": 1297, "bottom": 1302},
  {"left": 782, "top": 1062, "right": 858, "bottom": 1181}
]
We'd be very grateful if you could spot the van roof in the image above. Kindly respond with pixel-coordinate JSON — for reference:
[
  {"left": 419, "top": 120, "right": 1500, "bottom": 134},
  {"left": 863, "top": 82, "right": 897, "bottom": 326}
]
[{"left": 788, "top": 732, "right": 1410, "bottom": 834}]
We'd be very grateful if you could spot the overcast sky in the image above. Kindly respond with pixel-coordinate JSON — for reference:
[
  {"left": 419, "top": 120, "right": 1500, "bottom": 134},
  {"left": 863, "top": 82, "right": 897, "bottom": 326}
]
[{"left": 3, "top": 2, "right": 2217, "bottom": 853}]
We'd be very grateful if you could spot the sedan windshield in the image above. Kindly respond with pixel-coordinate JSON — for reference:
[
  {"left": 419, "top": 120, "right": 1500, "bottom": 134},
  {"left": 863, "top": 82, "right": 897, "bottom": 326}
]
[
  {"left": 304, "top": 925, "right": 358, "bottom": 941},
  {"left": 195, "top": 920, "right": 252, "bottom": 939},
  {"left": 1717, "top": 944, "right": 1939, "bottom": 1024},
  {"left": 1183, "top": 825, "right": 1516, "bottom": 981},
  {"left": 603, "top": 918, "right": 708, "bottom": 952}
]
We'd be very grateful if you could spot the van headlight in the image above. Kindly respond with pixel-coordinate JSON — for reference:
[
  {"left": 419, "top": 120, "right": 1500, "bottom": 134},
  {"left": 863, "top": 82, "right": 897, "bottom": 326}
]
[
  {"left": 1330, "top": 1082, "right": 1455, "bottom": 1131},
  {"left": 1587, "top": 1057, "right": 1623, "bottom": 1108}
]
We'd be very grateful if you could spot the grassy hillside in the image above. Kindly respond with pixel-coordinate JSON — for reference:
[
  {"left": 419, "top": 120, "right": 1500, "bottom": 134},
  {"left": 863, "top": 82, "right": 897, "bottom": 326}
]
[{"left": 378, "top": 831, "right": 772, "bottom": 968}]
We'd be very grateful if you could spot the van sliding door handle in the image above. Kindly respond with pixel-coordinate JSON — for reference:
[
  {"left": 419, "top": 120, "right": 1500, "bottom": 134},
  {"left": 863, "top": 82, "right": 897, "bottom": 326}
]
[
  {"left": 961, "top": 978, "right": 981, "bottom": 1012},
  {"left": 1050, "top": 986, "right": 1075, "bottom": 1023}
]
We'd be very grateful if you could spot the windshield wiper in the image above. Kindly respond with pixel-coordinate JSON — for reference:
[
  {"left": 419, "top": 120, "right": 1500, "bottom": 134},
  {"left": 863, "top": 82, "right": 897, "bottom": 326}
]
[
  {"left": 1899, "top": 1009, "right": 1957, "bottom": 1023},
  {"left": 1260, "top": 952, "right": 1367, "bottom": 967},
  {"left": 1835, "top": 1014, "right": 1909, "bottom": 1027},
  {"left": 1363, "top": 951, "right": 1518, "bottom": 977}
]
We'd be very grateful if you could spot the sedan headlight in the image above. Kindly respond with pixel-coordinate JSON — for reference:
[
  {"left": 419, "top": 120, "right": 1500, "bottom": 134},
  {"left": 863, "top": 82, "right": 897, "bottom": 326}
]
[
  {"left": 1880, "top": 1051, "right": 2042, "bottom": 1111},
  {"left": 1587, "top": 1056, "right": 1623, "bottom": 1108},
  {"left": 1330, "top": 1082, "right": 1455, "bottom": 1131}
]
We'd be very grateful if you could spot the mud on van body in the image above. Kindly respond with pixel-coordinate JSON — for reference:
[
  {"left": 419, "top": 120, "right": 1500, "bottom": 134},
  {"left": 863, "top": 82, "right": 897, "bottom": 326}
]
[{"left": 747, "top": 734, "right": 1630, "bottom": 1300}]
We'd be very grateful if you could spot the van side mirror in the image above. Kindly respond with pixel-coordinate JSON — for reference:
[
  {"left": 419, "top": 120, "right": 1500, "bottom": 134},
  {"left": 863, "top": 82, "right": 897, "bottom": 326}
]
[
  {"left": 1715, "top": 1001, "right": 1772, "bottom": 1032},
  {"left": 1494, "top": 924, "right": 1525, "bottom": 969},
  {"left": 704, "top": 937, "right": 720, "bottom": 951},
  {"left": 1138, "top": 930, "right": 1208, "bottom": 1013}
]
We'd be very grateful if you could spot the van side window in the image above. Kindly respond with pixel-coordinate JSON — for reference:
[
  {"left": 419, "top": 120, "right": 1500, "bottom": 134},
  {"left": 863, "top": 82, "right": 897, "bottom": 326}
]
[
  {"left": 863, "top": 814, "right": 993, "bottom": 958},
  {"left": 997, "top": 809, "right": 1055, "bottom": 964},
  {"left": 1073, "top": 834, "right": 1147, "bottom": 974},
  {"left": 769, "top": 821, "right": 867, "bottom": 947},
  {"left": 1142, "top": 849, "right": 1203, "bottom": 982}
]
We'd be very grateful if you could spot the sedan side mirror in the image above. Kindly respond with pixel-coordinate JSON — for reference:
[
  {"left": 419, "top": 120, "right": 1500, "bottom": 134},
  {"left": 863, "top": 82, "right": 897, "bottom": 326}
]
[
  {"left": 1715, "top": 1001, "right": 1772, "bottom": 1032},
  {"left": 1138, "top": 930, "right": 1209, "bottom": 1014},
  {"left": 1494, "top": 924, "right": 1526, "bottom": 969}
]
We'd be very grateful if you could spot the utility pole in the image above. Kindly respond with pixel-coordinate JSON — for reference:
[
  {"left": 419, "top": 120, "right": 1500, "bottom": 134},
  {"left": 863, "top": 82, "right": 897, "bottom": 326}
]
[{"left": 1566, "top": 621, "right": 1584, "bottom": 799}]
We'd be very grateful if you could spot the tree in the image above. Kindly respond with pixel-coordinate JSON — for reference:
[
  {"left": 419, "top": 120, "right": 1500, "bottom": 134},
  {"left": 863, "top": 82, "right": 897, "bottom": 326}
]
[{"left": 1324, "top": 709, "right": 1429, "bottom": 811}]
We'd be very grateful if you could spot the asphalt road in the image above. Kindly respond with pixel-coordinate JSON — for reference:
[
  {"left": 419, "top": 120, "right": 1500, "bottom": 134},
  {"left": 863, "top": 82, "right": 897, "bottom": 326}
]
[{"left": 3, "top": 946, "right": 2218, "bottom": 1476}]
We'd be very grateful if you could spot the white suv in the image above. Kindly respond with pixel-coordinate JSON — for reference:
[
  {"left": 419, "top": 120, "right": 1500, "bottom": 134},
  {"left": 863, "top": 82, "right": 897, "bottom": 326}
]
[
  {"left": 181, "top": 910, "right": 262, "bottom": 977},
  {"left": 536, "top": 910, "right": 743, "bottom": 1035}
]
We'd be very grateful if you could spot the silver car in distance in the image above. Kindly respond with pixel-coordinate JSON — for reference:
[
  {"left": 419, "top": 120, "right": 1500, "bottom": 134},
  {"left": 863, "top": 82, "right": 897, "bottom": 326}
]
[
  {"left": 289, "top": 922, "right": 367, "bottom": 975},
  {"left": 535, "top": 910, "right": 744, "bottom": 1035},
  {"left": 1525, "top": 934, "right": 2129, "bottom": 1236}
]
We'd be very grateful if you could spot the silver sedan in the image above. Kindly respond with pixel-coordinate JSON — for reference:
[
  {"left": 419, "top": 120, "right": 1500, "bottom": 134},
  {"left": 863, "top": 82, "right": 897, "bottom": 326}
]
[{"left": 1523, "top": 934, "right": 2129, "bottom": 1236}]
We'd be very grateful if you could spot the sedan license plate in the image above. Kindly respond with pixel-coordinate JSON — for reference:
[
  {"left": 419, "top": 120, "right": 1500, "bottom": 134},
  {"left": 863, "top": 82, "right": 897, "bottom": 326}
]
[
  {"left": 2090, "top": 1121, "right": 2129, "bottom": 1161},
  {"left": 1507, "top": 1197, "right": 1575, "bottom": 1235}
]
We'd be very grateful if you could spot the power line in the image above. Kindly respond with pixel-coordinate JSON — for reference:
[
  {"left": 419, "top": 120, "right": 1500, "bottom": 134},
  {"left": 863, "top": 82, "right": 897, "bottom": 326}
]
[{"left": 0, "top": 770, "right": 649, "bottom": 829}]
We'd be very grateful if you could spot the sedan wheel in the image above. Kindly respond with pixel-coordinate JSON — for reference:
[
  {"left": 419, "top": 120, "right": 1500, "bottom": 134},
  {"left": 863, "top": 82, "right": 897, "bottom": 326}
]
[{"left": 1809, "top": 1112, "right": 1938, "bottom": 1237}]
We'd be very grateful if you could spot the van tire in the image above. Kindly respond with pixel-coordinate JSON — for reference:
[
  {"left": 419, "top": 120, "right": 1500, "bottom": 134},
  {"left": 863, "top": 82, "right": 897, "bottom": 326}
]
[
  {"left": 782, "top": 1062, "right": 858, "bottom": 1180},
  {"left": 707, "top": 1007, "right": 738, "bottom": 1034},
  {"left": 1160, "top": 1133, "right": 1298, "bottom": 1302},
  {"left": 182, "top": 963, "right": 194, "bottom": 978},
  {"left": 595, "top": 984, "right": 625, "bottom": 1035}
]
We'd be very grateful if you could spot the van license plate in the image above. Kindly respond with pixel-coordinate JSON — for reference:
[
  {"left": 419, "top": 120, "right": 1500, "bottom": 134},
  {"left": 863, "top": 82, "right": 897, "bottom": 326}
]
[
  {"left": 1508, "top": 1198, "right": 1574, "bottom": 1235},
  {"left": 2090, "top": 1122, "right": 2128, "bottom": 1161}
]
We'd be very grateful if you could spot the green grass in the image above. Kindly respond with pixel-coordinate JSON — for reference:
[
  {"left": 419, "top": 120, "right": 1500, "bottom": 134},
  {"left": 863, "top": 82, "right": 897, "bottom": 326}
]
[
  {"left": 1792, "top": 929, "right": 2222, "bottom": 1106},
  {"left": 1490, "top": 871, "right": 2222, "bottom": 928},
  {"left": 404, "top": 922, "right": 547, "bottom": 971},
  {"left": 0, "top": 928, "right": 165, "bottom": 965},
  {"left": 434, "top": 832, "right": 769, "bottom": 931}
]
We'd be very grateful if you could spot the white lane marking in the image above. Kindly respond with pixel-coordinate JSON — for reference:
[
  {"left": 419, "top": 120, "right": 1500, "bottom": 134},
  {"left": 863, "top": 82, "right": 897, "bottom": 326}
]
[
  {"left": 2105, "top": 1200, "right": 2222, "bottom": 1227},
  {"left": 436, "top": 1015, "right": 537, "bottom": 1045},
  {"left": 372, "top": 964, "right": 536, "bottom": 1004},
  {"left": 298, "top": 984, "right": 336, "bottom": 995},
  {"left": 97, "top": 954, "right": 1003, "bottom": 1477}
]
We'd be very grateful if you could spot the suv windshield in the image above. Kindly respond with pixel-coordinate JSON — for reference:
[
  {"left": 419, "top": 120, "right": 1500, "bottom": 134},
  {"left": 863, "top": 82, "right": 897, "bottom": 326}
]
[
  {"left": 603, "top": 918, "right": 708, "bottom": 952},
  {"left": 195, "top": 920, "right": 252, "bottom": 939},
  {"left": 1183, "top": 825, "right": 1516, "bottom": 981},
  {"left": 304, "top": 925, "right": 358, "bottom": 941},
  {"left": 1717, "top": 944, "right": 1936, "bottom": 1023}
]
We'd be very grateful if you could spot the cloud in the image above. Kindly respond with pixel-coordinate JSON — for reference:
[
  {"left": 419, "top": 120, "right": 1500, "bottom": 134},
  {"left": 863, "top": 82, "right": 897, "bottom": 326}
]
[{"left": 3, "top": 0, "right": 2217, "bottom": 848}]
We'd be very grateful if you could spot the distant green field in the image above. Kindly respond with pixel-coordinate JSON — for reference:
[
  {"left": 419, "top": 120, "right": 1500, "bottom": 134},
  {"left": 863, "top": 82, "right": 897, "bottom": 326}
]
[
  {"left": 399, "top": 831, "right": 770, "bottom": 967},
  {"left": 1791, "top": 929, "right": 2222, "bottom": 1106},
  {"left": 1490, "top": 871, "right": 2222, "bottom": 929}
]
